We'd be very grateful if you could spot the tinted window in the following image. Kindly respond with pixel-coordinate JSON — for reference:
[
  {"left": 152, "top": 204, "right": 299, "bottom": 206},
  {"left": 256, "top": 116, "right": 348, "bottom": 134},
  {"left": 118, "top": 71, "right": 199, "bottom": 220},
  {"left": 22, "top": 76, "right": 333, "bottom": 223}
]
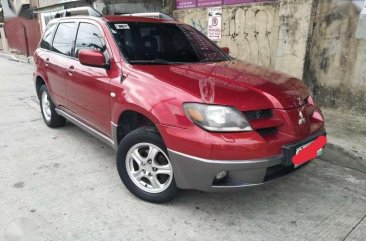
[
  {"left": 74, "top": 23, "right": 106, "bottom": 58},
  {"left": 52, "top": 22, "right": 77, "bottom": 56},
  {"left": 109, "top": 22, "right": 229, "bottom": 64},
  {"left": 40, "top": 24, "right": 56, "bottom": 50}
]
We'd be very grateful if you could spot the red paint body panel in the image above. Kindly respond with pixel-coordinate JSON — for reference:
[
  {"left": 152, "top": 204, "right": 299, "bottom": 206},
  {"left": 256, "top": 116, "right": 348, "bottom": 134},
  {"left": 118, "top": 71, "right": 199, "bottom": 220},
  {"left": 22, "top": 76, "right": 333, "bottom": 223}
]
[
  {"left": 133, "top": 61, "right": 310, "bottom": 110},
  {"left": 65, "top": 57, "right": 112, "bottom": 134},
  {"left": 42, "top": 51, "right": 69, "bottom": 107},
  {"left": 78, "top": 49, "right": 106, "bottom": 67},
  {"left": 33, "top": 16, "right": 325, "bottom": 162}
]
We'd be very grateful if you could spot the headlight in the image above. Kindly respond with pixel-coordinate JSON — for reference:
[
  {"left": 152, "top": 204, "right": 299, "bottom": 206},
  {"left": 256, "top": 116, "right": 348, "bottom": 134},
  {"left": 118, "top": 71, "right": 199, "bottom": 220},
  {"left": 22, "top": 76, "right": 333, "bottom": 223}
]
[{"left": 183, "top": 103, "right": 252, "bottom": 132}]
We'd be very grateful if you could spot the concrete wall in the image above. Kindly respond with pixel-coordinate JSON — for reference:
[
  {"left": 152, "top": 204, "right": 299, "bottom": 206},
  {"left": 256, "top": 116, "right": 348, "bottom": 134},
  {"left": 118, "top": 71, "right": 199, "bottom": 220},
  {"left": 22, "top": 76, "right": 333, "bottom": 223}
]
[
  {"left": 304, "top": 0, "right": 366, "bottom": 114},
  {"left": 0, "top": 27, "right": 4, "bottom": 51},
  {"left": 174, "top": 2, "right": 279, "bottom": 68},
  {"left": 1, "top": 0, "right": 16, "bottom": 18},
  {"left": 34, "top": 0, "right": 79, "bottom": 8},
  {"left": 0, "top": 27, "right": 10, "bottom": 52},
  {"left": 92, "top": 0, "right": 174, "bottom": 15},
  {"left": 10, "top": 0, "right": 30, "bottom": 14},
  {"left": 173, "top": 0, "right": 316, "bottom": 79},
  {"left": 275, "top": 0, "right": 316, "bottom": 78},
  {"left": 104, "top": 0, "right": 163, "bottom": 14}
]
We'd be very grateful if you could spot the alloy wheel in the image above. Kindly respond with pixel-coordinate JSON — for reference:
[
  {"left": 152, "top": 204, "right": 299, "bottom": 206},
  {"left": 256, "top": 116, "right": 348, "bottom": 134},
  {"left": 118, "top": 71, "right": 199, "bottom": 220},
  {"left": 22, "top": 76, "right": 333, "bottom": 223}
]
[
  {"left": 41, "top": 91, "right": 52, "bottom": 122},
  {"left": 125, "top": 143, "right": 173, "bottom": 193}
]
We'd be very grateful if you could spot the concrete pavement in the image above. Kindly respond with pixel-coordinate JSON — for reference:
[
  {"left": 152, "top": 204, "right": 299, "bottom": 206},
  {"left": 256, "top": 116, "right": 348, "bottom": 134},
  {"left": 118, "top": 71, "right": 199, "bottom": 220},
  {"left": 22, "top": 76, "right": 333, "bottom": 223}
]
[
  {"left": 0, "top": 58, "right": 366, "bottom": 241},
  {"left": 320, "top": 109, "right": 366, "bottom": 173}
]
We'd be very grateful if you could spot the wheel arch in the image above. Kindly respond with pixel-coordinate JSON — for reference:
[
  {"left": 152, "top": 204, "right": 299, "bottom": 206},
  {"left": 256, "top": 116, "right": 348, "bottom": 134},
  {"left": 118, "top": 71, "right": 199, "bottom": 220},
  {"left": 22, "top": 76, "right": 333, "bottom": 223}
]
[
  {"left": 114, "top": 108, "right": 160, "bottom": 145},
  {"left": 34, "top": 74, "right": 49, "bottom": 100}
]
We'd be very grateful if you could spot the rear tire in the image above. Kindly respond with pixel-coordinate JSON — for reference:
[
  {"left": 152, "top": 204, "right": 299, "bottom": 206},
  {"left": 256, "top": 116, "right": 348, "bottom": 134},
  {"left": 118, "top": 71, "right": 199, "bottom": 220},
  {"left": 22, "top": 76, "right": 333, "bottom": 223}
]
[
  {"left": 117, "top": 127, "right": 179, "bottom": 203},
  {"left": 39, "top": 85, "right": 66, "bottom": 128}
]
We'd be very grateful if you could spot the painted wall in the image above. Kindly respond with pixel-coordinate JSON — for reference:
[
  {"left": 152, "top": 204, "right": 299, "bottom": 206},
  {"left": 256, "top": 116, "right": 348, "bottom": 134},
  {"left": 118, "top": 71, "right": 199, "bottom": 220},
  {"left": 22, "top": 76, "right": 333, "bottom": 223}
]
[
  {"left": 4, "top": 17, "right": 41, "bottom": 56},
  {"left": 1, "top": 0, "right": 41, "bottom": 56}
]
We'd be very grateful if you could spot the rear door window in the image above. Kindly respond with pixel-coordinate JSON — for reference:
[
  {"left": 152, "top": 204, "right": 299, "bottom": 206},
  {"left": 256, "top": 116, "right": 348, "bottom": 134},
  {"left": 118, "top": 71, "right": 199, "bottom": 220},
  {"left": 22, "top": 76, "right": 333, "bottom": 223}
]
[
  {"left": 40, "top": 23, "right": 56, "bottom": 50},
  {"left": 52, "top": 22, "right": 78, "bottom": 56},
  {"left": 74, "top": 22, "right": 107, "bottom": 58}
]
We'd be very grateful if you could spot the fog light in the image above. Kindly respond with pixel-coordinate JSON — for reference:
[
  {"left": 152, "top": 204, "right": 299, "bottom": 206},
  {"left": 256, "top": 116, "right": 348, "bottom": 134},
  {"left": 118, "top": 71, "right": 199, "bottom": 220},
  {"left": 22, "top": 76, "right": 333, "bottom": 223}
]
[{"left": 216, "top": 171, "right": 227, "bottom": 180}]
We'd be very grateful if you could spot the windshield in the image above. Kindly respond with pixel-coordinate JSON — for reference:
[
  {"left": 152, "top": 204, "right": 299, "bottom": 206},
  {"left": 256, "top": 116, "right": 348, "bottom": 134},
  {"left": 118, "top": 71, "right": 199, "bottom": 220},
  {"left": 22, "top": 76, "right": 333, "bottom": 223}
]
[{"left": 109, "top": 22, "right": 230, "bottom": 64}]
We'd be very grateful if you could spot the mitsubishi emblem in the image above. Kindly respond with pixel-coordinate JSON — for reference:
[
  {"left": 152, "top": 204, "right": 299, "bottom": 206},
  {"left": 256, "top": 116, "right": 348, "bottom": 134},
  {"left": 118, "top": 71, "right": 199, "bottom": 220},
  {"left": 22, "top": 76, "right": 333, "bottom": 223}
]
[{"left": 298, "top": 111, "right": 306, "bottom": 125}]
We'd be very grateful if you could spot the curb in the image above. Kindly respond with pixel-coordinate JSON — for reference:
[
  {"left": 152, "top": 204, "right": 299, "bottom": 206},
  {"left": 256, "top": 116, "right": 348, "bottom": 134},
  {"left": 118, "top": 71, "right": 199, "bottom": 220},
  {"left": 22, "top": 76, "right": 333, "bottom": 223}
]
[
  {"left": 0, "top": 52, "right": 32, "bottom": 64},
  {"left": 319, "top": 143, "right": 366, "bottom": 174}
]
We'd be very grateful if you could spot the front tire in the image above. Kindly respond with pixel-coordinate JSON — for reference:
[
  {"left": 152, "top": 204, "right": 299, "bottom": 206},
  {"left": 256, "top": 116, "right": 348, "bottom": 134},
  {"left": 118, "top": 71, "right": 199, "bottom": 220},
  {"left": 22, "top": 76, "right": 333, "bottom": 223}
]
[
  {"left": 117, "top": 127, "right": 179, "bottom": 203},
  {"left": 39, "top": 85, "right": 66, "bottom": 128}
]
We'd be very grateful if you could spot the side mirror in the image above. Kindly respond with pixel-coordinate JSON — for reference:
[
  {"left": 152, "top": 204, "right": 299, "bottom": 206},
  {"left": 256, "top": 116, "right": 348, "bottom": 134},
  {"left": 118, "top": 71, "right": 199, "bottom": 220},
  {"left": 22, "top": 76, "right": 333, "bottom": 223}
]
[
  {"left": 79, "top": 49, "right": 108, "bottom": 68},
  {"left": 221, "top": 47, "right": 230, "bottom": 54}
]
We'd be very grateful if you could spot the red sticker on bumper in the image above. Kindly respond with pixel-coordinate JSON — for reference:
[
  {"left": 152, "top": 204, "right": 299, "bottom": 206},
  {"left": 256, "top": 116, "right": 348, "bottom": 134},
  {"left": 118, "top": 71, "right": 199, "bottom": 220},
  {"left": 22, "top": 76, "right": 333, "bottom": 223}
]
[{"left": 292, "top": 136, "right": 327, "bottom": 166}]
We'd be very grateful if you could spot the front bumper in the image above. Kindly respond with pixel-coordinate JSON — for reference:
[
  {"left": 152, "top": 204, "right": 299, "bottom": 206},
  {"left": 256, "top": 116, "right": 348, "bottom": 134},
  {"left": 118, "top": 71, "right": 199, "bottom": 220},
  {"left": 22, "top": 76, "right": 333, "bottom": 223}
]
[{"left": 168, "top": 129, "right": 326, "bottom": 192}]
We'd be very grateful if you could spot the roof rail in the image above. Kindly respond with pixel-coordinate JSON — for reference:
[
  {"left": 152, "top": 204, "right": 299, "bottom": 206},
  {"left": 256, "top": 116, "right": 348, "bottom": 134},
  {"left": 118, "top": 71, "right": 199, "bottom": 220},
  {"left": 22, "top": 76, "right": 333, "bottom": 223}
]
[
  {"left": 54, "top": 7, "right": 102, "bottom": 18},
  {"left": 121, "top": 12, "right": 176, "bottom": 21}
]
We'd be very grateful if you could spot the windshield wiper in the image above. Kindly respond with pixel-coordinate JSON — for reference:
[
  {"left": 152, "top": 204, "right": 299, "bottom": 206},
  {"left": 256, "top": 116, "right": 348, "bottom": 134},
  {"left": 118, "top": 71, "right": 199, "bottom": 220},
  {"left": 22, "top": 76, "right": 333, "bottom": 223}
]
[
  {"left": 129, "top": 59, "right": 177, "bottom": 65},
  {"left": 199, "top": 58, "right": 229, "bottom": 63},
  {"left": 199, "top": 58, "right": 214, "bottom": 63}
]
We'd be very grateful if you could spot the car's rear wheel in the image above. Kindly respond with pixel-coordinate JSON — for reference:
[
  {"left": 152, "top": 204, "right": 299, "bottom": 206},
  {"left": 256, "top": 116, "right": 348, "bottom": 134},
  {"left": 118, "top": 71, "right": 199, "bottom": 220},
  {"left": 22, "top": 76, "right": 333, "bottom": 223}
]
[
  {"left": 39, "top": 85, "right": 66, "bottom": 128},
  {"left": 117, "top": 127, "right": 179, "bottom": 203}
]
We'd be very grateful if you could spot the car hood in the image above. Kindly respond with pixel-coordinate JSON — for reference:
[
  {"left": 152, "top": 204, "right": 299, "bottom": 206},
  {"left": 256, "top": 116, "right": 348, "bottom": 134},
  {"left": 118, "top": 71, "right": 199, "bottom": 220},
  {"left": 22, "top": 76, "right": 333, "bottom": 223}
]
[{"left": 131, "top": 60, "right": 310, "bottom": 110}]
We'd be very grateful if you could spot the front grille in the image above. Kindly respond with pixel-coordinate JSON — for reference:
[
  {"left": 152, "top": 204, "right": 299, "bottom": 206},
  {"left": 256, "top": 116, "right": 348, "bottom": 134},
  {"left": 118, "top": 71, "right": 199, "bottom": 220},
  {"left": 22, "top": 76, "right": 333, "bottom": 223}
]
[
  {"left": 242, "top": 109, "right": 279, "bottom": 137},
  {"left": 256, "top": 127, "right": 278, "bottom": 136},
  {"left": 243, "top": 109, "right": 272, "bottom": 121}
]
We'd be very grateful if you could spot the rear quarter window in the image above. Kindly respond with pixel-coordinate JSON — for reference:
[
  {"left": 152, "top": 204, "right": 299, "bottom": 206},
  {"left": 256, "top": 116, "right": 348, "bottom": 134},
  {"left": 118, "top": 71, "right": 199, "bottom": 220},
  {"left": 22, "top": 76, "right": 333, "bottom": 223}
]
[{"left": 40, "top": 24, "right": 57, "bottom": 50}]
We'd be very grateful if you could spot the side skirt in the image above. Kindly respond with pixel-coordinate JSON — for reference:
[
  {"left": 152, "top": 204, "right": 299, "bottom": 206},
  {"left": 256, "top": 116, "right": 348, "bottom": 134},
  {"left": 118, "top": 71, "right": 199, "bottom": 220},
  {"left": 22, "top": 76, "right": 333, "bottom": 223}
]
[{"left": 55, "top": 108, "right": 118, "bottom": 151}]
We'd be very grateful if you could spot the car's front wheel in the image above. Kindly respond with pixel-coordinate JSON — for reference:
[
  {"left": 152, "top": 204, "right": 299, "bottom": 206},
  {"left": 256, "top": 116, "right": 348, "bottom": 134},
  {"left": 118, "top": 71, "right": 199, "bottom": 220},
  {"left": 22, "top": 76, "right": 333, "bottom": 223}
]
[{"left": 117, "top": 127, "right": 179, "bottom": 203}]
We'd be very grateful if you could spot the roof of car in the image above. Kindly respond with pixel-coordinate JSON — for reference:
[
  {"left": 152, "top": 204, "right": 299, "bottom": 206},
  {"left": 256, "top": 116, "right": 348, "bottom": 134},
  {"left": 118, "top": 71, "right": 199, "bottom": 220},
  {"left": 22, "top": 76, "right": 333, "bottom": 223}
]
[
  {"left": 103, "top": 15, "right": 179, "bottom": 24},
  {"left": 49, "top": 15, "right": 180, "bottom": 25}
]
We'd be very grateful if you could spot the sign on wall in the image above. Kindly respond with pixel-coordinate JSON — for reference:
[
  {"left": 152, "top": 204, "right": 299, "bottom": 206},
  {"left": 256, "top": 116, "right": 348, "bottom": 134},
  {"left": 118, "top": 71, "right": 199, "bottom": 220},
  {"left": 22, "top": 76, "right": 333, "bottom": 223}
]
[
  {"left": 176, "top": 0, "right": 197, "bottom": 9},
  {"left": 198, "top": 0, "right": 223, "bottom": 7},
  {"left": 207, "top": 7, "right": 222, "bottom": 41},
  {"left": 223, "top": 0, "right": 257, "bottom": 5},
  {"left": 176, "top": 0, "right": 267, "bottom": 9}
]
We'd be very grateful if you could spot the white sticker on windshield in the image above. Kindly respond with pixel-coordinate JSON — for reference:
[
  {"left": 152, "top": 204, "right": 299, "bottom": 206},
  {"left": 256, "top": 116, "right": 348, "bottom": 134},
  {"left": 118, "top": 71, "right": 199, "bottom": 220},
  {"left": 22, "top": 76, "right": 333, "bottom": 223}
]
[{"left": 115, "top": 24, "right": 130, "bottom": 30}]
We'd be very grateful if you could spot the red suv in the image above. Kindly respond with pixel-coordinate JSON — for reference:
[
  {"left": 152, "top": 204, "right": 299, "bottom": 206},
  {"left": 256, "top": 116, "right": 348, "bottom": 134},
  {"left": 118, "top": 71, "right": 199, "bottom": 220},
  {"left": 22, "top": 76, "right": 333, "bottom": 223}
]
[{"left": 34, "top": 15, "right": 326, "bottom": 203}]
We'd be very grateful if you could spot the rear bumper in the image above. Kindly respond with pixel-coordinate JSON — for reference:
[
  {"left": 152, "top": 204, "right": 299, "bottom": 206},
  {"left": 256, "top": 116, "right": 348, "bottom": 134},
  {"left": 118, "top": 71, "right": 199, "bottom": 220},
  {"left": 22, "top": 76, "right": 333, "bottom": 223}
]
[{"left": 168, "top": 128, "right": 326, "bottom": 192}]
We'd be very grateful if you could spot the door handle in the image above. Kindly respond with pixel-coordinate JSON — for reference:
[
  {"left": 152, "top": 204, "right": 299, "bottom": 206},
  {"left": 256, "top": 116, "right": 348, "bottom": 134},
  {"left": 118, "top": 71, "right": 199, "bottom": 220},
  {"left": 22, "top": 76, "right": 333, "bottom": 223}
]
[{"left": 68, "top": 65, "right": 75, "bottom": 76}]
